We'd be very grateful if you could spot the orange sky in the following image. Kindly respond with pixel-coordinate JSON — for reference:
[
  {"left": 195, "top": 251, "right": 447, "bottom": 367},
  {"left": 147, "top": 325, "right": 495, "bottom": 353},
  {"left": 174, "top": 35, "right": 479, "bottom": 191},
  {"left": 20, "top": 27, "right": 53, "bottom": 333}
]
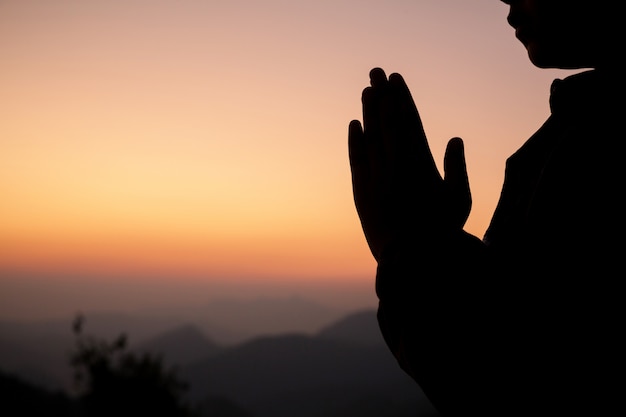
[{"left": 0, "top": 0, "right": 577, "bottom": 319}]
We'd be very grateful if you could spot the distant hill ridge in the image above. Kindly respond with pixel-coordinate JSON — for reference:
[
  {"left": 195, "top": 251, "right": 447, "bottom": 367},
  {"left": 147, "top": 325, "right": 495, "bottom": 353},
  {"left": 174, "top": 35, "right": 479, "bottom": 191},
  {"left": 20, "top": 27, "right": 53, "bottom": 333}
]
[
  {"left": 138, "top": 323, "right": 222, "bottom": 367},
  {"left": 178, "top": 316, "right": 434, "bottom": 417},
  {"left": 316, "top": 309, "right": 384, "bottom": 346},
  {"left": 0, "top": 298, "right": 375, "bottom": 390},
  {"left": 136, "top": 309, "right": 385, "bottom": 370},
  {"left": 0, "top": 306, "right": 439, "bottom": 417}
]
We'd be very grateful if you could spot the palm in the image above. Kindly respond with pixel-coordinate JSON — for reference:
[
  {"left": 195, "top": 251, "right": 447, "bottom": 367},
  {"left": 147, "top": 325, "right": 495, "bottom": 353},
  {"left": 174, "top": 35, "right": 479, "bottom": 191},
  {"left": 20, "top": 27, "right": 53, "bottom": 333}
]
[{"left": 349, "top": 68, "right": 471, "bottom": 261}]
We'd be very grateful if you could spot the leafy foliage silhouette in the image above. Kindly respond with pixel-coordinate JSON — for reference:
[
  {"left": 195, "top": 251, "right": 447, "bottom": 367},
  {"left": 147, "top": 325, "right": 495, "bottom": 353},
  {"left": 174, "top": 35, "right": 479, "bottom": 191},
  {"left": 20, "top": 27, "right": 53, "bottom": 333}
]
[{"left": 70, "top": 313, "right": 194, "bottom": 417}]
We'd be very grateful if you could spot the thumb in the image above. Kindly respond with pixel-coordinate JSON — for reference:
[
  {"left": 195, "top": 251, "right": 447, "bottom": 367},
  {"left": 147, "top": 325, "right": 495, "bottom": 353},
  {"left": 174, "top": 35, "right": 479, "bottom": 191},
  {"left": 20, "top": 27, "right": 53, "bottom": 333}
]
[{"left": 444, "top": 137, "right": 471, "bottom": 228}]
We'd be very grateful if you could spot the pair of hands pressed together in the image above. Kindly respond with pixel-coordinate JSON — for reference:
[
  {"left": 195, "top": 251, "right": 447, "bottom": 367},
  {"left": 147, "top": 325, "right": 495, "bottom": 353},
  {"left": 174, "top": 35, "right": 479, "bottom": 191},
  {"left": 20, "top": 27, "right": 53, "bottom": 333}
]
[{"left": 348, "top": 68, "right": 473, "bottom": 264}]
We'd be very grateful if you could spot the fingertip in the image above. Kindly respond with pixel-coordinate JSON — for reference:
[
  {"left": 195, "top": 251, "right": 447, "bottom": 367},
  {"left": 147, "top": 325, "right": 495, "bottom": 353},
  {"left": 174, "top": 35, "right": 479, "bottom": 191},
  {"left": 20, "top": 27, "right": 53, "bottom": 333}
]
[
  {"left": 388, "top": 72, "right": 405, "bottom": 84},
  {"left": 349, "top": 120, "right": 364, "bottom": 143},
  {"left": 388, "top": 73, "right": 411, "bottom": 96},
  {"left": 361, "top": 86, "right": 375, "bottom": 103},
  {"left": 348, "top": 120, "right": 366, "bottom": 167},
  {"left": 349, "top": 119, "right": 363, "bottom": 132},
  {"left": 445, "top": 137, "right": 465, "bottom": 161},
  {"left": 445, "top": 137, "right": 467, "bottom": 171},
  {"left": 369, "top": 67, "right": 387, "bottom": 87},
  {"left": 448, "top": 137, "right": 464, "bottom": 148}
]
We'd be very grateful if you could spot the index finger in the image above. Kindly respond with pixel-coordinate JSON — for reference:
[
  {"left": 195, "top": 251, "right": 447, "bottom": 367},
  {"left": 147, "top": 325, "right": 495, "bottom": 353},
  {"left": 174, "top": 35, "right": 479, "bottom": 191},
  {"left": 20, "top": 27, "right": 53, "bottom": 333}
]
[{"left": 383, "top": 73, "right": 439, "bottom": 176}]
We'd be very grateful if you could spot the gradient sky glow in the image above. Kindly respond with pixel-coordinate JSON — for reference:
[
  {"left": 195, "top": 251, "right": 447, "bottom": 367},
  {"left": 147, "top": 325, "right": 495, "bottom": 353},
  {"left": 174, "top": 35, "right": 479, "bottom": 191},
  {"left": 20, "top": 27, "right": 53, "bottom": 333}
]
[{"left": 1, "top": 0, "right": 577, "bottom": 319}]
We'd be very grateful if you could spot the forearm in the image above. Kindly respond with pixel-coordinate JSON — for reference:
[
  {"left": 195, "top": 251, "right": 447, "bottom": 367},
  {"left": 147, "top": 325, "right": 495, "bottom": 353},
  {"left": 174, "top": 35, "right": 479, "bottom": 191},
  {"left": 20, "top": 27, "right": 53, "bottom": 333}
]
[{"left": 374, "top": 230, "right": 498, "bottom": 413}]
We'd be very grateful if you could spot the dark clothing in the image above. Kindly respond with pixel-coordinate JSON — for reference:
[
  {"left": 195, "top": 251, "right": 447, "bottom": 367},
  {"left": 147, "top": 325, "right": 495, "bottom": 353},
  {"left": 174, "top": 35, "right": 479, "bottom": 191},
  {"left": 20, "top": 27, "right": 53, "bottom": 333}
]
[{"left": 376, "top": 70, "right": 625, "bottom": 416}]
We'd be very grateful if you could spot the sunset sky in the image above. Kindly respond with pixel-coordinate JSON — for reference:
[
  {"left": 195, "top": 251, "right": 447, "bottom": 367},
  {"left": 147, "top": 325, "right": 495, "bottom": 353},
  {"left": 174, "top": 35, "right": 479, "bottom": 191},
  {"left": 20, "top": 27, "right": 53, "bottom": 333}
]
[{"left": 1, "top": 0, "right": 578, "bottom": 319}]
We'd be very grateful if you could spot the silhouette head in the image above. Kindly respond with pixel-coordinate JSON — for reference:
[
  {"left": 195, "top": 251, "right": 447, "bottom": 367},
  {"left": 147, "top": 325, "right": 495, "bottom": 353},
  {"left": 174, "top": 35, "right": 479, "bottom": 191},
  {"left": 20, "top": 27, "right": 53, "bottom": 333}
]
[{"left": 501, "top": 1, "right": 622, "bottom": 70}]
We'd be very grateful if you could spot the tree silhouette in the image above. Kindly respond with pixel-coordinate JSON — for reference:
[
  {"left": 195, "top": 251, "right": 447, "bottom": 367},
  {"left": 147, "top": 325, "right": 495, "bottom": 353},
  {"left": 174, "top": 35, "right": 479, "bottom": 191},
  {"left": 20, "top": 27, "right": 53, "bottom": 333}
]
[
  {"left": 70, "top": 313, "right": 194, "bottom": 417},
  {"left": 1, "top": 369, "right": 76, "bottom": 416}
]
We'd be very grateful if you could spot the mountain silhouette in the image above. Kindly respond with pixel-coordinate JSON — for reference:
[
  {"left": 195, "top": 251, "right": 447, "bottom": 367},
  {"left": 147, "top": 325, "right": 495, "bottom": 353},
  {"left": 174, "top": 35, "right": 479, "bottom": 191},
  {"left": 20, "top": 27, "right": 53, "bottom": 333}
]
[
  {"left": 193, "top": 295, "right": 342, "bottom": 342},
  {"left": 138, "top": 323, "right": 222, "bottom": 367},
  {"left": 0, "top": 305, "right": 440, "bottom": 417},
  {"left": 180, "top": 330, "right": 437, "bottom": 417},
  {"left": 0, "top": 369, "right": 75, "bottom": 416},
  {"left": 0, "top": 324, "right": 74, "bottom": 391},
  {"left": 316, "top": 309, "right": 384, "bottom": 347}
]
